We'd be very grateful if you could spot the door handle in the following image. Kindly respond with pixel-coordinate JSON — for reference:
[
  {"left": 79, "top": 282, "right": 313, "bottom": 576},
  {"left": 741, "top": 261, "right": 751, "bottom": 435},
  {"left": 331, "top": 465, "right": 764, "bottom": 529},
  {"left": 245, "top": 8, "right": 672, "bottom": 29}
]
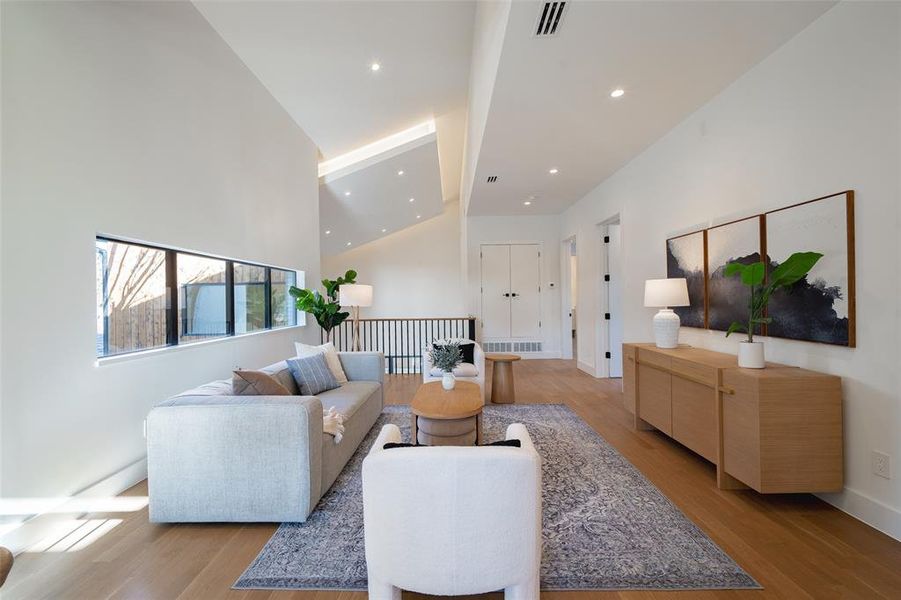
[
  {"left": 511, "top": 293, "right": 519, "bottom": 297},
  {"left": 503, "top": 293, "right": 510, "bottom": 297}
]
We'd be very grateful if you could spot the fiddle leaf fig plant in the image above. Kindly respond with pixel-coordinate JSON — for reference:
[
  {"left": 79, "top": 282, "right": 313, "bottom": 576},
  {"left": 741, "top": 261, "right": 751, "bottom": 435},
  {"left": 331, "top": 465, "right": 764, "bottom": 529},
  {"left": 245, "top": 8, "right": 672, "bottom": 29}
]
[
  {"left": 289, "top": 269, "right": 357, "bottom": 340},
  {"left": 724, "top": 252, "right": 823, "bottom": 342}
]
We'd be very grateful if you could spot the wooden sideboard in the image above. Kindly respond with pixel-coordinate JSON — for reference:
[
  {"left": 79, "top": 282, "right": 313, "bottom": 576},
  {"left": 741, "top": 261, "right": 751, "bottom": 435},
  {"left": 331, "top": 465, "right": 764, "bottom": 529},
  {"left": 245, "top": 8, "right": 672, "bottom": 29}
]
[{"left": 623, "top": 343, "right": 843, "bottom": 493}]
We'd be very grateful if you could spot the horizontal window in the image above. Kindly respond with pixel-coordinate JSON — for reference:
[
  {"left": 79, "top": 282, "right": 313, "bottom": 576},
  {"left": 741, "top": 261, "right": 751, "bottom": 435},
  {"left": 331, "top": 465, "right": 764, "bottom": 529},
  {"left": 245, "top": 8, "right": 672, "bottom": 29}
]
[{"left": 96, "top": 237, "right": 302, "bottom": 358}]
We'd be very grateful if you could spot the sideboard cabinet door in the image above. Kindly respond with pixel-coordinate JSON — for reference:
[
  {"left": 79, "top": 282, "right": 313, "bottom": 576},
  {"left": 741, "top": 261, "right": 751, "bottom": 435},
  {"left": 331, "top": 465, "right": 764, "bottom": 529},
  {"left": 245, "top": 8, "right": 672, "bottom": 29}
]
[{"left": 637, "top": 364, "right": 672, "bottom": 435}]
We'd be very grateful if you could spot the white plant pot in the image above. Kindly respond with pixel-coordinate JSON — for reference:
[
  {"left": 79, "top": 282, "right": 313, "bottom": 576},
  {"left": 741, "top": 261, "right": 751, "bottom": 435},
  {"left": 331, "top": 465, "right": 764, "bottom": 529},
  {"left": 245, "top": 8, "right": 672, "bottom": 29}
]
[
  {"left": 442, "top": 372, "right": 456, "bottom": 390},
  {"left": 738, "top": 341, "right": 765, "bottom": 369}
]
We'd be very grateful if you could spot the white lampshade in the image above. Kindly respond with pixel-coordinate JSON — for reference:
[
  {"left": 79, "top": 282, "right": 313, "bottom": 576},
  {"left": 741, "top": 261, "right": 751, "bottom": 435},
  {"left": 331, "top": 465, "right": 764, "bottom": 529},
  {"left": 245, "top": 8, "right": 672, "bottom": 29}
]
[
  {"left": 644, "top": 278, "right": 689, "bottom": 308},
  {"left": 339, "top": 284, "right": 373, "bottom": 307}
]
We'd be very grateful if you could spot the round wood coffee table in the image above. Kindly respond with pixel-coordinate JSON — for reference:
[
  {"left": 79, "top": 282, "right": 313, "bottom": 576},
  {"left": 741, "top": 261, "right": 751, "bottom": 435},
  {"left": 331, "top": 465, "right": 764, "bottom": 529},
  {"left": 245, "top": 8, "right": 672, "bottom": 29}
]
[
  {"left": 486, "top": 353, "right": 521, "bottom": 404},
  {"left": 411, "top": 381, "right": 483, "bottom": 446}
]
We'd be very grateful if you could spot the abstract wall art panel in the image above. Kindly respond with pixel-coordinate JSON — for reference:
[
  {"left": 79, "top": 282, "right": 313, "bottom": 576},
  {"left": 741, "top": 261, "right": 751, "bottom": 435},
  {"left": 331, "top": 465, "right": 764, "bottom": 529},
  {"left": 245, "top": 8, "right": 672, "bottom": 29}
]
[
  {"left": 765, "top": 191, "right": 855, "bottom": 346},
  {"left": 706, "top": 216, "right": 764, "bottom": 333},
  {"left": 666, "top": 230, "right": 706, "bottom": 328}
]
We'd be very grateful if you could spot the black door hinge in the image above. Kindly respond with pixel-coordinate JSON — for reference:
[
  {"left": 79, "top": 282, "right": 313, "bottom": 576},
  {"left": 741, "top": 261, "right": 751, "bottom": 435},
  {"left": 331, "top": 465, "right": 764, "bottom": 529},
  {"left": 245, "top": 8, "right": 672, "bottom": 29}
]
[
  {"left": 603, "top": 235, "right": 610, "bottom": 243},
  {"left": 604, "top": 274, "right": 610, "bottom": 282},
  {"left": 605, "top": 351, "right": 611, "bottom": 359},
  {"left": 604, "top": 313, "right": 611, "bottom": 320}
]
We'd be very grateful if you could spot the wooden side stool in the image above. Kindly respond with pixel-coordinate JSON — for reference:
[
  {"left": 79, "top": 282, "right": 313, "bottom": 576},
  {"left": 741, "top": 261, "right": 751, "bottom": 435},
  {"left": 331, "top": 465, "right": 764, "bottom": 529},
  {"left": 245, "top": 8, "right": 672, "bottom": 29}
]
[{"left": 486, "top": 353, "right": 521, "bottom": 404}]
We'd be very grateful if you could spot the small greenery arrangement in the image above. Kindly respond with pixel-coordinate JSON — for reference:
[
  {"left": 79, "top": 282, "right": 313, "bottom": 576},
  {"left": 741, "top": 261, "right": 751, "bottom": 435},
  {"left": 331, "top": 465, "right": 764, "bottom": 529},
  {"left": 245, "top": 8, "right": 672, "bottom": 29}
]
[
  {"left": 429, "top": 342, "right": 463, "bottom": 373},
  {"left": 289, "top": 269, "right": 357, "bottom": 341},
  {"left": 724, "top": 252, "right": 822, "bottom": 342}
]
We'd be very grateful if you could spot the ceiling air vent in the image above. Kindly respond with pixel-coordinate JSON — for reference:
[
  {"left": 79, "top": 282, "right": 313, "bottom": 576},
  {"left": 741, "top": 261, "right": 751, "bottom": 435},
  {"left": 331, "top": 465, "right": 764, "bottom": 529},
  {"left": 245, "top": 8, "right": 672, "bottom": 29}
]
[
  {"left": 535, "top": 2, "right": 566, "bottom": 36},
  {"left": 486, "top": 175, "right": 498, "bottom": 183}
]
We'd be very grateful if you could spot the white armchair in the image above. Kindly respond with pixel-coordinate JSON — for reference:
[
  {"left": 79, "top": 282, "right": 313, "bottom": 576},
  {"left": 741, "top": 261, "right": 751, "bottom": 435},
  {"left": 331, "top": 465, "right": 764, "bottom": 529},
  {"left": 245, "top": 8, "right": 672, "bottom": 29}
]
[
  {"left": 422, "top": 339, "right": 487, "bottom": 402},
  {"left": 362, "top": 423, "right": 542, "bottom": 599}
]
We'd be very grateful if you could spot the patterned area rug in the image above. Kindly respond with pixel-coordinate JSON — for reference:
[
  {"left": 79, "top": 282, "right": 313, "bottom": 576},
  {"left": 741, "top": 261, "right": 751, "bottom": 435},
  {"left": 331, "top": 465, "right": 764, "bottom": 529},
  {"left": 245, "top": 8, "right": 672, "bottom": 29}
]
[{"left": 235, "top": 404, "right": 760, "bottom": 591}]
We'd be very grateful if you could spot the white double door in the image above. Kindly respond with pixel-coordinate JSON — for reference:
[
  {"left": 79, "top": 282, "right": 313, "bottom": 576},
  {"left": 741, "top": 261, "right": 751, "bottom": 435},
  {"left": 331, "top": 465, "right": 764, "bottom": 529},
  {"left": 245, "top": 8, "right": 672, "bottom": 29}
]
[{"left": 481, "top": 244, "right": 541, "bottom": 339}]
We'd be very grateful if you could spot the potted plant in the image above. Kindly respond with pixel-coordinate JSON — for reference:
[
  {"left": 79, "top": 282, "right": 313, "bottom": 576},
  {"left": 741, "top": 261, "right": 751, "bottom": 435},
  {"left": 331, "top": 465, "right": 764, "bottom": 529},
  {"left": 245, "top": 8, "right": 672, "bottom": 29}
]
[
  {"left": 724, "top": 251, "right": 822, "bottom": 368},
  {"left": 289, "top": 270, "right": 357, "bottom": 342},
  {"left": 429, "top": 342, "right": 463, "bottom": 390}
]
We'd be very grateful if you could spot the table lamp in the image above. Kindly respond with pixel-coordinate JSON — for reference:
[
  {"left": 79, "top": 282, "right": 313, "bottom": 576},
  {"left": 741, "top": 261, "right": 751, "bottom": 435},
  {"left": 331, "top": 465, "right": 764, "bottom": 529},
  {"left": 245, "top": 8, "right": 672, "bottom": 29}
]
[
  {"left": 644, "top": 278, "right": 689, "bottom": 349},
  {"left": 339, "top": 284, "right": 373, "bottom": 351}
]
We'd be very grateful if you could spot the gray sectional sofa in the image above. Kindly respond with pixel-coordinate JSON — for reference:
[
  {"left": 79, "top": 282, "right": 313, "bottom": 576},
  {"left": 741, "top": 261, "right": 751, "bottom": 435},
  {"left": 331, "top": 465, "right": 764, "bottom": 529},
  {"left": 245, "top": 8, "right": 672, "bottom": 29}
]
[{"left": 147, "top": 351, "right": 384, "bottom": 523}]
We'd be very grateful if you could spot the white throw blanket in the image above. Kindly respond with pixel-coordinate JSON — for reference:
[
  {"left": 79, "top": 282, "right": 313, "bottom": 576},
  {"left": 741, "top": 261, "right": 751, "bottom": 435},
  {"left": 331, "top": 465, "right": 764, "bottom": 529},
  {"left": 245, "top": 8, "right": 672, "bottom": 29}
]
[{"left": 323, "top": 407, "right": 345, "bottom": 444}]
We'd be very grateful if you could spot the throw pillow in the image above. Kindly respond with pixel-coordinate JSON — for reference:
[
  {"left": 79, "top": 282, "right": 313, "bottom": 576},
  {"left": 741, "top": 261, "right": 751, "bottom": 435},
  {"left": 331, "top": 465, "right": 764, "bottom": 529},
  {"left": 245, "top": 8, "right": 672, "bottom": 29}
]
[
  {"left": 294, "top": 341, "right": 348, "bottom": 383},
  {"left": 483, "top": 439, "right": 522, "bottom": 448},
  {"left": 286, "top": 354, "right": 341, "bottom": 395},
  {"left": 432, "top": 340, "right": 475, "bottom": 365},
  {"left": 232, "top": 370, "right": 292, "bottom": 396},
  {"left": 382, "top": 439, "right": 521, "bottom": 449},
  {"left": 383, "top": 442, "right": 415, "bottom": 449}
]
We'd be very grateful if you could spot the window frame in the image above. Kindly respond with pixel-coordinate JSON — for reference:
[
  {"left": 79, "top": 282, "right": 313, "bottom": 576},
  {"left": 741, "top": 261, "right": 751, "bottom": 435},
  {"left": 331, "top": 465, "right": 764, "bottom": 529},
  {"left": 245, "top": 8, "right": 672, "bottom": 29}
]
[{"left": 96, "top": 236, "right": 302, "bottom": 359}]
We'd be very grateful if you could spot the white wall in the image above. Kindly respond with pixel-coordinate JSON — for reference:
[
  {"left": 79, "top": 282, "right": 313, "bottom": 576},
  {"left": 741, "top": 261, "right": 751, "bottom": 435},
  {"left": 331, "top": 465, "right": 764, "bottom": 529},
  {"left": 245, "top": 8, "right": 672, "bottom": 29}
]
[
  {"left": 1, "top": 1, "right": 321, "bottom": 504},
  {"left": 466, "top": 214, "right": 562, "bottom": 357},
  {"left": 322, "top": 202, "right": 467, "bottom": 318},
  {"left": 561, "top": 2, "right": 901, "bottom": 539}
]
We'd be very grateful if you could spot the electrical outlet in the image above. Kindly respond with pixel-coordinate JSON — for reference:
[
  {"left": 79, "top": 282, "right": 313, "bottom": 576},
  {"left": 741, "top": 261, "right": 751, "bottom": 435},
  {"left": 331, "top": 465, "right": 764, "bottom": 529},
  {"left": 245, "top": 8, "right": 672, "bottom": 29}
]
[{"left": 872, "top": 451, "right": 891, "bottom": 479}]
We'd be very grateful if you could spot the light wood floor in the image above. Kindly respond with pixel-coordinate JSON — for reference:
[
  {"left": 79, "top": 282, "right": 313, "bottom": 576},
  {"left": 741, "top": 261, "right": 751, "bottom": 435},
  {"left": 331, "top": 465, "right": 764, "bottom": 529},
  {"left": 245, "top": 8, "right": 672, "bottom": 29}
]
[{"left": 5, "top": 359, "right": 901, "bottom": 599}]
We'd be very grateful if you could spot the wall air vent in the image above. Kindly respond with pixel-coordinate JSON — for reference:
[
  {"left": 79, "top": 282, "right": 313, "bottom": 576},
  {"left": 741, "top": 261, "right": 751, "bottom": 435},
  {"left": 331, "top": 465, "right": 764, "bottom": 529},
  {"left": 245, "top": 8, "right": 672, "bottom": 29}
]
[
  {"left": 484, "top": 341, "right": 543, "bottom": 354},
  {"left": 535, "top": 2, "right": 566, "bottom": 36},
  {"left": 487, "top": 175, "right": 498, "bottom": 183}
]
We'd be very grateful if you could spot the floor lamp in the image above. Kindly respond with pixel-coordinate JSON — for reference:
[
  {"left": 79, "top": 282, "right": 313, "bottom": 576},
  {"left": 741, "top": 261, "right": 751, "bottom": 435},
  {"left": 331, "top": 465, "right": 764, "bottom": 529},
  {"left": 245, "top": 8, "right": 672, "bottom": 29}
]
[{"left": 339, "top": 284, "right": 373, "bottom": 351}]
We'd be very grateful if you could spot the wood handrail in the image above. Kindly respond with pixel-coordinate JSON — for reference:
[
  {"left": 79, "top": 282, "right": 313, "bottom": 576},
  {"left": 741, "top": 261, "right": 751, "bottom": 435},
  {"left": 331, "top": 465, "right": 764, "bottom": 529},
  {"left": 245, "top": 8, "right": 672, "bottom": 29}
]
[{"left": 352, "top": 317, "right": 476, "bottom": 322}]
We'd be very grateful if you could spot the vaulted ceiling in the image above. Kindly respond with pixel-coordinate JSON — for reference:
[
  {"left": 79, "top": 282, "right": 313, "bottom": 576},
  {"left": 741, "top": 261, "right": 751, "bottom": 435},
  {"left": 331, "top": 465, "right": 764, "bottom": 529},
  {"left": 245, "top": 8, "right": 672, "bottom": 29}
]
[
  {"left": 195, "top": 0, "right": 836, "bottom": 251},
  {"left": 465, "top": 0, "right": 835, "bottom": 215}
]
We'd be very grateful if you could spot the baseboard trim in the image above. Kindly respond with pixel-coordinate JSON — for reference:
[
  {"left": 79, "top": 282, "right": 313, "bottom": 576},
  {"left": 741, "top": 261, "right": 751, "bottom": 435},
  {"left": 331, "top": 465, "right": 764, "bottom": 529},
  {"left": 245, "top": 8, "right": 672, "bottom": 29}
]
[
  {"left": 519, "top": 351, "right": 562, "bottom": 360},
  {"left": 0, "top": 457, "right": 148, "bottom": 554},
  {"left": 577, "top": 360, "right": 596, "bottom": 377},
  {"left": 818, "top": 487, "right": 901, "bottom": 542}
]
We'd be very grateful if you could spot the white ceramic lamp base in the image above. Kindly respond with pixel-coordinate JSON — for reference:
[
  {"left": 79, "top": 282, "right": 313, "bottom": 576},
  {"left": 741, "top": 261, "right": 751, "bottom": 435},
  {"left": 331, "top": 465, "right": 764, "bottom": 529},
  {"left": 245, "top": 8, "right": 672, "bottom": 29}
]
[{"left": 653, "top": 308, "right": 681, "bottom": 349}]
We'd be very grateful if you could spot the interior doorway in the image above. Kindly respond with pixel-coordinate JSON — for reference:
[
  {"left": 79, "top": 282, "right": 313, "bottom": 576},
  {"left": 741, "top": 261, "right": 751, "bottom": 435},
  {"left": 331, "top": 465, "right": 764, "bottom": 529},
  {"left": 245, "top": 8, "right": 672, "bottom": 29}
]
[
  {"left": 561, "top": 237, "right": 577, "bottom": 360},
  {"left": 598, "top": 218, "right": 623, "bottom": 378}
]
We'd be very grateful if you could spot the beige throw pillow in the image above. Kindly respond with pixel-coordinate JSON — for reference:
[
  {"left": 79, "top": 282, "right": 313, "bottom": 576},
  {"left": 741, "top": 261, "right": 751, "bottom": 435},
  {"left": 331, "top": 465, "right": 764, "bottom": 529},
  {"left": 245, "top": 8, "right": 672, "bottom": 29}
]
[
  {"left": 232, "top": 370, "right": 292, "bottom": 396},
  {"left": 294, "top": 341, "right": 348, "bottom": 383}
]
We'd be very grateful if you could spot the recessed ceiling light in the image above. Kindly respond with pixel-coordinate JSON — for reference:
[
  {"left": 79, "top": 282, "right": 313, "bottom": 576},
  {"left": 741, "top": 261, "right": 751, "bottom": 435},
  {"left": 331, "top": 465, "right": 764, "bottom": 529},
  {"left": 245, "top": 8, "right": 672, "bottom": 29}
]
[
  {"left": 409, "top": 197, "right": 415, "bottom": 203},
  {"left": 346, "top": 241, "right": 352, "bottom": 246},
  {"left": 397, "top": 170, "right": 404, "bottom": 176},
  {"left": 416, "top": 215, "right": 421, "bottom": 219},
  {"left": 549, "top": 168, "right": 559, "bottom": 174},
  {"left": 370, "top": 62, "right": 381, "bottom": 72},
  {"left": 381, "top": 228, "right": 387, "bottom": 233},
  {"left": 610, "top": 88, "right": 625, "bottom": 98},
  {"left": 325, "top": 230, "right": 331, "bottom": 235},
  {"left": 524, "top": 201, "right": 532, "bottom": 206},
  {"left": 344, "top": 191, "right": 351, "bottom": 196}
]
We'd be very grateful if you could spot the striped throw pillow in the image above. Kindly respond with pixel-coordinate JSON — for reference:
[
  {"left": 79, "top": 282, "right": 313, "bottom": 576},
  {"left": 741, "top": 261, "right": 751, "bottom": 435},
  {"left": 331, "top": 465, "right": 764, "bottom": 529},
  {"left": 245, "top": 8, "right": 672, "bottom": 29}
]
[{"left": 286, "top": 353, "right": 340, "bottom": 396}]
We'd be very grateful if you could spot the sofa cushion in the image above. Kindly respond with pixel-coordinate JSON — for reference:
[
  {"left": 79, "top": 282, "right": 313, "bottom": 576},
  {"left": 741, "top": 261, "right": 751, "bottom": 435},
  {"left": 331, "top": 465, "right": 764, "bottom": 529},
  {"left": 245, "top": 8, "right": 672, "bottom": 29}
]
[
  {"left": 232, "top": 370, "right": 292, "bottom": 396},
  {"left": 429, "top": 362, "right": 479, "bottom": 378},
  {"left": 316, "top": 381, "right": 380, "bottom": 421},
  {"left": 170, "top": 379, "right": 233, "bottom": 400},
  {"left": 287, "top": 354, "right": 340, "bottom": 396}
]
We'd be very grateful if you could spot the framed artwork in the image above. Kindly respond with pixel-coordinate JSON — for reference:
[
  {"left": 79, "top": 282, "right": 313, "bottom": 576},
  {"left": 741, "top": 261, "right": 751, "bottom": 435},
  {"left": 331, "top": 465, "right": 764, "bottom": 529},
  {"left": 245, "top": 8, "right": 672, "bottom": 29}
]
[
  {"left": 666, "top": 230, "right": 706, "bottom": 328},
  {"left": 764, "top": 191, "right": 855, "bottom": 346},
  {"left": 706, "top": 215, "right": 764, "bottom": 333}
]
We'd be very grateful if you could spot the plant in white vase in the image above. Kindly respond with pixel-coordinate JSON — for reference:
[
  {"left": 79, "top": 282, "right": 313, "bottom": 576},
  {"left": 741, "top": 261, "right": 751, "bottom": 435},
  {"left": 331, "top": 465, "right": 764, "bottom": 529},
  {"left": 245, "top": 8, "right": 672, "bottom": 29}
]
[
  {"left": 429, "top": 342, "right": 463, "bottom": 390},
  {"left": 724, "top": 251, "right": 822, "bottom": 368}
]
